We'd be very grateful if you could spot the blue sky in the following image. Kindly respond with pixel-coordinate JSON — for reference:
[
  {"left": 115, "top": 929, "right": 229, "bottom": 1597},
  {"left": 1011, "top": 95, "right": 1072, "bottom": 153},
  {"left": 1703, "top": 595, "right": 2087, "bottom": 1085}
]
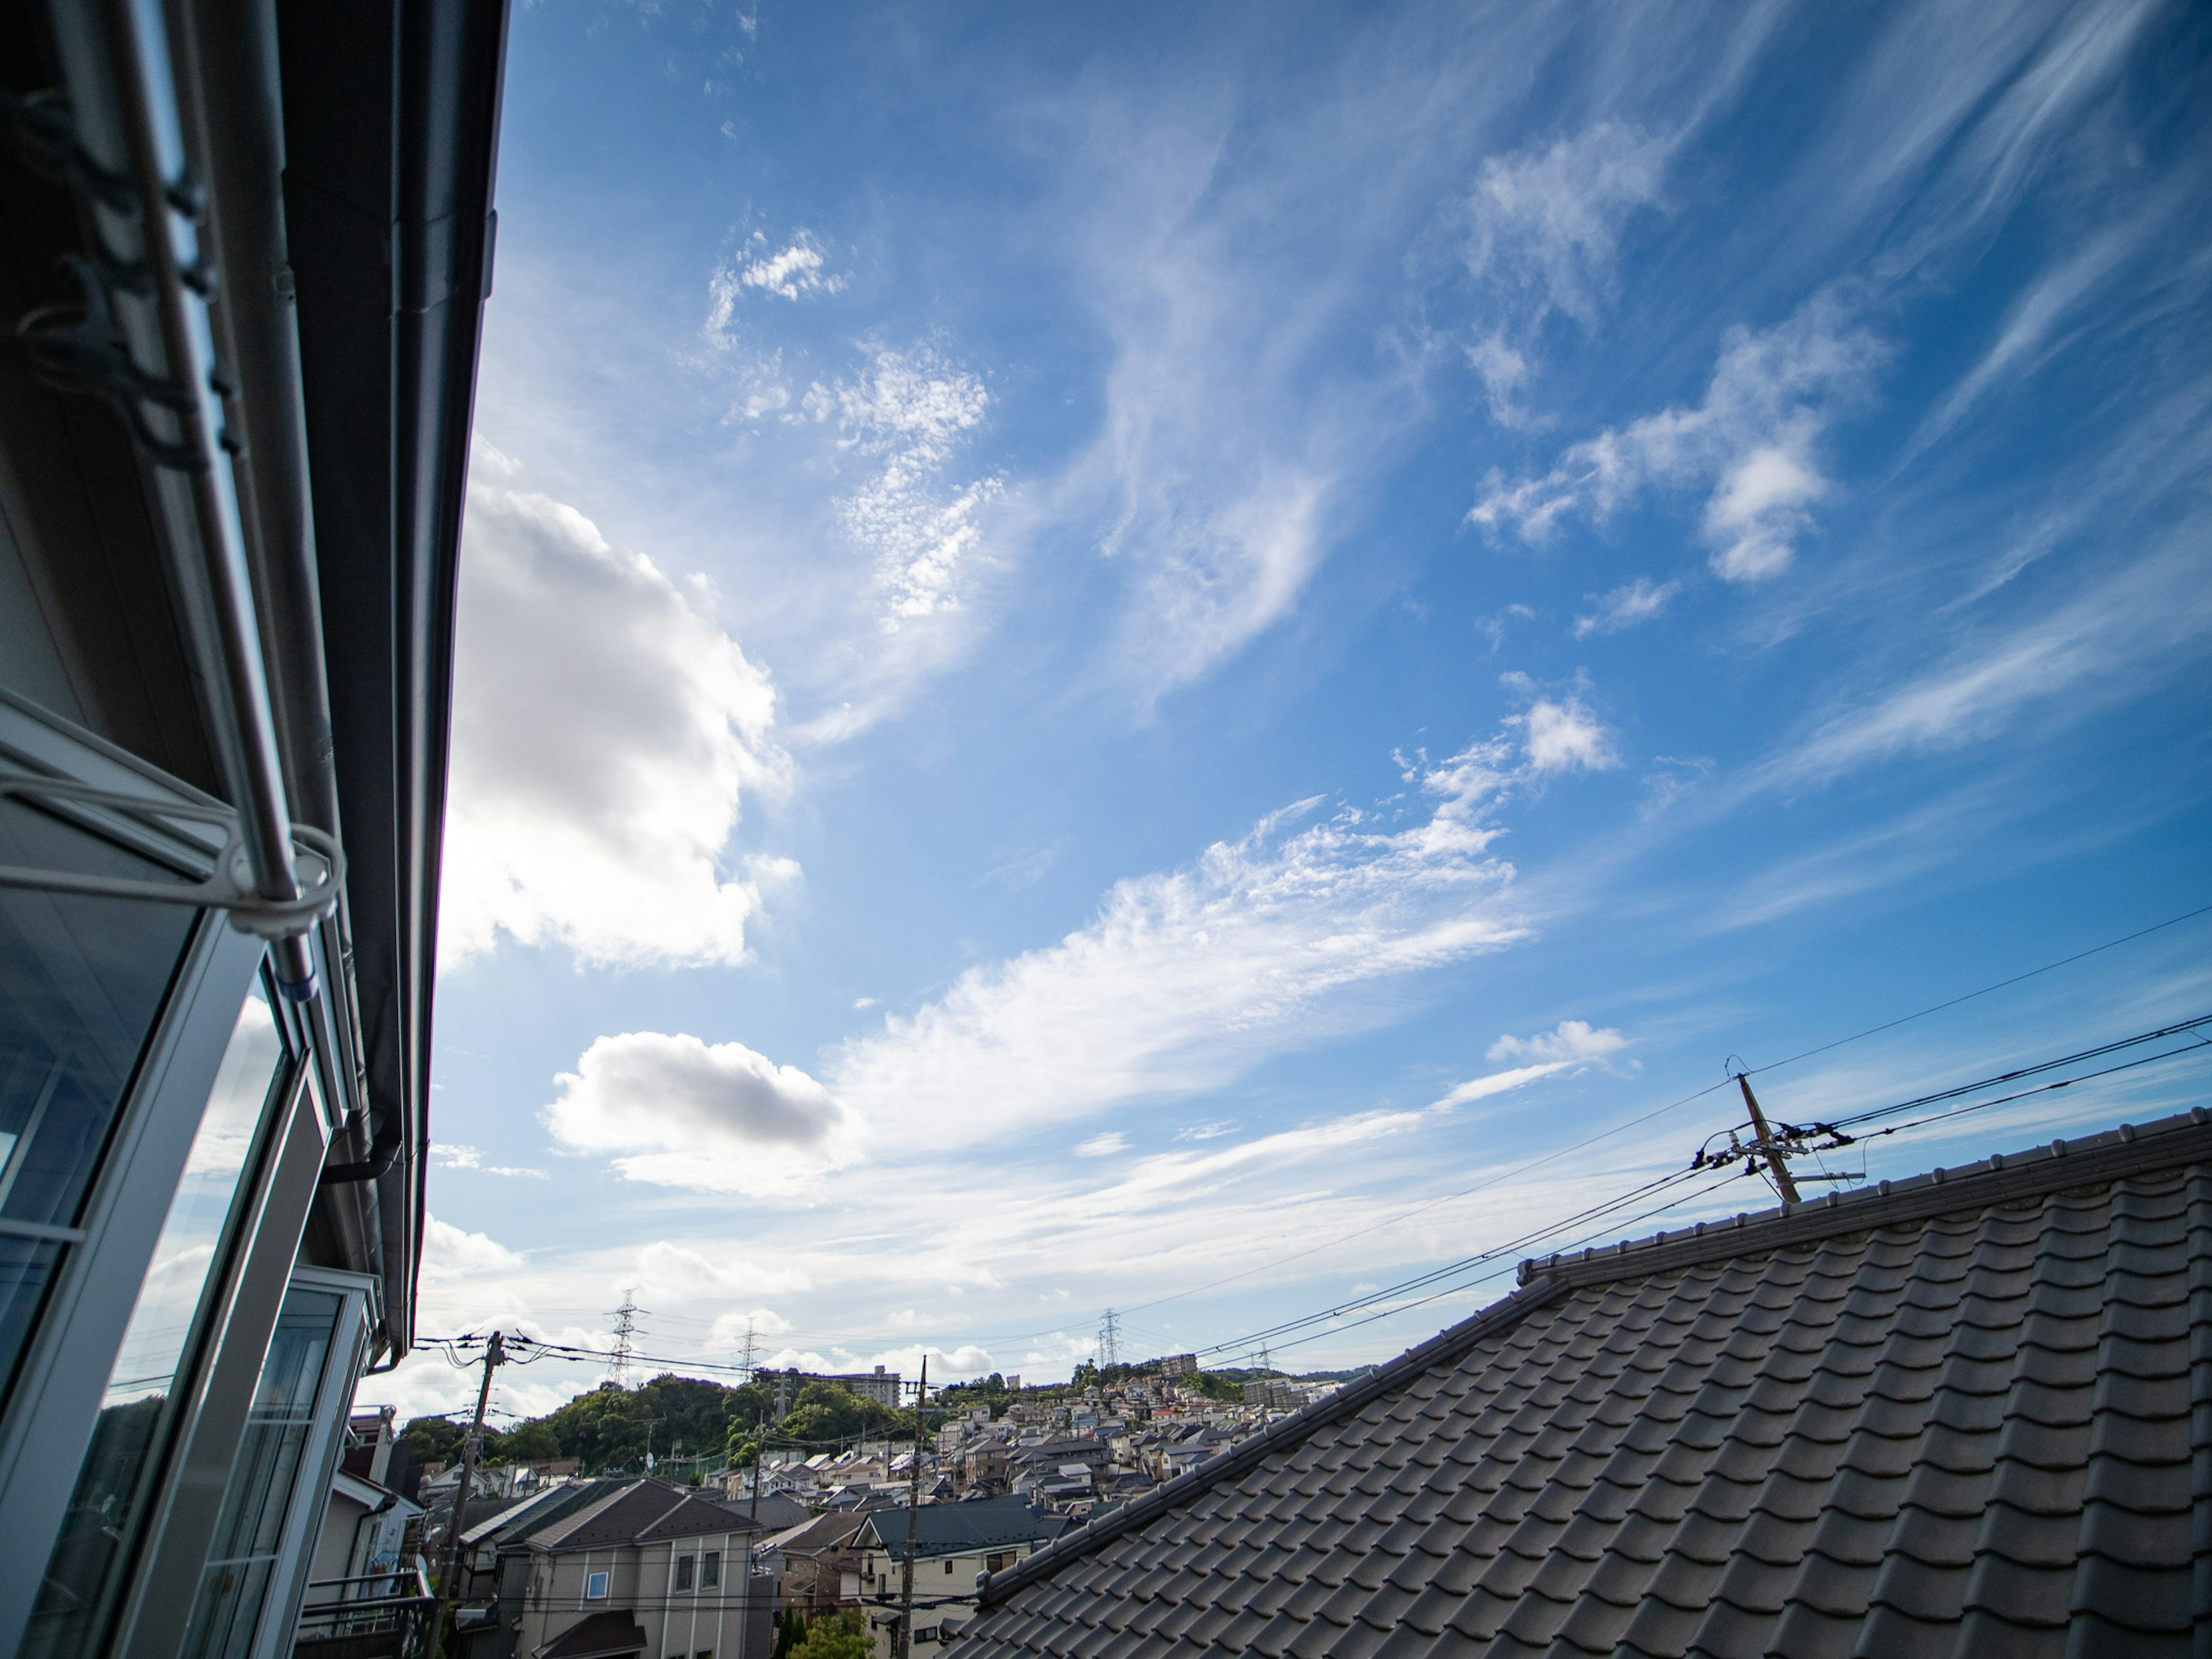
[{"left": 370, "top": 0, "right": 2212, "bottom": 1423}]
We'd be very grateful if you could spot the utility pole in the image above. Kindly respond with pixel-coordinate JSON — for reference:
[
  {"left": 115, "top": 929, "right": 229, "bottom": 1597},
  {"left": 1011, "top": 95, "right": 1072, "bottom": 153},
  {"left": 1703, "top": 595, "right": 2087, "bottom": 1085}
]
[
  {"left": 748, "top": 1406, "right": 766, "bottom": 1524},
  {"left": 895, "top": 1357, "right": 928, "bottom": 1659},
  {"left": 1737, "top": 1073, "right": 1801, "bottom": 1203},
  {"left": 426, "top": 1332, "right": 505, "bottom": 1658}
]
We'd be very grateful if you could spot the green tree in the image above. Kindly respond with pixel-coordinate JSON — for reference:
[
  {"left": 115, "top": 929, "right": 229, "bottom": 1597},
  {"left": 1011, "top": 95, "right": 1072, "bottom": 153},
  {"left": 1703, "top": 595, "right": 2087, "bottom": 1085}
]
[
  {"left": 777, "top": 1381, "right": 902, "bottom": 1448},
  {"left": 402, "top": 1415, "right": 465, "bottom": 1466},
  {"left": 488, "top": 1419, "right": 562, "bottom": 1464},
  {"left": 772, "top": 1608, "right": 805, "bottom": 1659},
  {"left": 789, "top": 1609, "right": 869, "bottom": 1659}
]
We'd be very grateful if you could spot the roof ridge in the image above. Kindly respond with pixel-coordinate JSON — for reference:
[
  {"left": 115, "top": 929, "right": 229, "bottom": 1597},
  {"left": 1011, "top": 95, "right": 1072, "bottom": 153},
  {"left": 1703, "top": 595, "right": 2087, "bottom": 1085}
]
[
  {"left": 1517, "top": 1104, "right": 2212, "bottom": 1291},
  {"left": 976, "top": 1276, "right": 1573, "bottom": 1608}
]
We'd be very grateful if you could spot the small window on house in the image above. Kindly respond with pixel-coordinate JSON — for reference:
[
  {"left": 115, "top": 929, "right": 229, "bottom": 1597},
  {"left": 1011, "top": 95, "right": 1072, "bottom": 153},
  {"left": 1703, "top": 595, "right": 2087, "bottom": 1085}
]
[
  {"left": 585, "top": 1571, "right": 610, "bottom": 1601},
  {"left": 945, "top": 1559, "right": 955, "bottom": 1574},
  {"left": 701, "top": 1550, "right": 720, "bottom": 1588},
  {"left": 676, "top": 1555, "right": 695, "bottom": 1591}
]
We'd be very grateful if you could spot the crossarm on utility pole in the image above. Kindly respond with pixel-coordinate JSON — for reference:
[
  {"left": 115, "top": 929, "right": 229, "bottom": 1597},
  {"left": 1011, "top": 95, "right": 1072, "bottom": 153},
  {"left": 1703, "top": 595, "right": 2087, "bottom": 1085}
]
[{"left": 1737, "top": 1075, "right": 1801, "bottom": 1203}]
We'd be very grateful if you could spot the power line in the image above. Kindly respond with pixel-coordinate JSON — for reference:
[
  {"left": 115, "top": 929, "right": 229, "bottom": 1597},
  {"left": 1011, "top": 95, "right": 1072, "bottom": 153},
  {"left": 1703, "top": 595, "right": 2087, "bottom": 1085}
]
[
  {"left": 965, "top": 902, "right": 2212, "bottom": 1348},
  {"left": 1200, "top": 1017, "right": 2212, "bottom": 1370}
]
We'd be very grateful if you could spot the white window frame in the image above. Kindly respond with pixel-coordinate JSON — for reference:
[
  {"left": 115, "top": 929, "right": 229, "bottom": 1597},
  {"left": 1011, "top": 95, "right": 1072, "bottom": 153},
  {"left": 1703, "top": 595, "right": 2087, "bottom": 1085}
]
[
  {"left": 0, "top": 694, "right": 274, "bottom": 1654},
  {"left": 585, "top": 1570, "right": 610, "bottom": 1601}
]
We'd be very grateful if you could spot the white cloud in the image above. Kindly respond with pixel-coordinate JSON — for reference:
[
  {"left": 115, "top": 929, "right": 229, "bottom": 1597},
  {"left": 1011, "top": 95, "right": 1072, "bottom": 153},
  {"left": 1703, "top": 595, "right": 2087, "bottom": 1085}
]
[
  {"left": 1496, "top": 679, "right": 1620, "bottom": 775},
  {"left": 708, "top": 1308, "right": 796, "bottom": 1347},
  {"left": 632, "top": 1241, "right": 814, "bottom": 1301},
  {"left": 1461, "top": 122, "right": 1669, "bottom": 424},
  {"left": 422, "top": 1215, "right": 524, "bottom": 1279},
  {"left": 431, "top": 1143, "right": 546, "bottom": 1179},
  {"left": 869, "top": 1344, "right": 995, "bottom": 1380},
  {"left": 1175, "top": 1120, "right": 1236, "bottom": 1142},
  {"left": 1465, "top": 123, "right": 1669, "bottom": 328},
  {"left": 1075, "top": 1132, "right": 1128, "bottom": 1158},
  {"left": 1487, "top": 1020, "right": 1628, "bottom": 1065},
  {"left": 1422, "top": 1022, "right": 1628, "bottom": 1111},
  {"left": 1469, "top": 293, "right": 1884, "bottom": 580},
  {"left": 824, "top": 706, "right": 1634, "bottom": 1149},
  {"left": 544, "top": 1032, "right": 858, "bottom": 1194},
  {"left": 442, "top": 472, "right": 792, "bottom": 968},
  {"left": 1573, "top": 576, "right": 1680, "bottom": 639},
  {"left": 1772, "top": 532, "right": 2212, "bottom": 787},
  {"left": 823, "top": 344, "right": 1000, "bottom": 631},
  {"left": 852, "top": 997, "right": 877, "bottom": 1010},
  {"left": 705, "top": 230, "right": 847, "bottom": 346}
]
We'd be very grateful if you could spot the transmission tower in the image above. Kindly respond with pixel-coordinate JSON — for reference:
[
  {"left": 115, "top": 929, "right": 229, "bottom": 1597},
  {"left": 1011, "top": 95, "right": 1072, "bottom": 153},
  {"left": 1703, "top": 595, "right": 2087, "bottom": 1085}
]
[
  {"left": 739, "top": 1317, "right": 760, "bottom": 1384},
  {"left": 1097, "top": 1308, "right": 1121, "bottom": 1370},
  {"left": 608, "top": 1290, "right": 647, "bottom": 1388}
]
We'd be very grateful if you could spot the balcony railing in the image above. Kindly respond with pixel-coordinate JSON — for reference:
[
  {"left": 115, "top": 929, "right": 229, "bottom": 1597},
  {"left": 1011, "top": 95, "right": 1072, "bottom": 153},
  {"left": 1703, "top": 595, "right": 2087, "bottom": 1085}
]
[{"left": 294, "top": 1569, "right": 437, "bottom": 1659}]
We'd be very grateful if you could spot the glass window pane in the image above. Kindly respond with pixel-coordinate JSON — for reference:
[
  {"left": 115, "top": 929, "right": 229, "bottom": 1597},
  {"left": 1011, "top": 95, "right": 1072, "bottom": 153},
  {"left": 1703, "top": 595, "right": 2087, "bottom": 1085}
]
[
  {"left": 18, "top": 994, "right": 286, "bottom": 1659},
  {"left": 0, "top": 796, "right": 199, "bottom": 1402},
  {"left": 177, "top": 1286, "right": 347, "bottom": 1659}
]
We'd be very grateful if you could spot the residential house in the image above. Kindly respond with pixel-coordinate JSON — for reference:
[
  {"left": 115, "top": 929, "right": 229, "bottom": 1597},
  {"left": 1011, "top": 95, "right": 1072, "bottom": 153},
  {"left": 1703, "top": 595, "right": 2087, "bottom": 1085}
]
[
  {"left": 962, "top": 1109, "right": 2212, "bottom": 1656},
  {"left": 298, "top": 1410, "right": 424, "bottom": 1607},
  {"left": 757, "top": 1512, "right": 867, "bottom": 1620},
  {"left": 0, "top": 2, "right": 502, "bottom": 1656},
  {"left": 512, "top": 1480, "right": 774, "bottom": 1659},
  {"left": 851, "top": 1497, "right": 1050, "bottom": 1657},
  {"left": 449, "top": 1480, "right": 630, "bottom": 1659}
]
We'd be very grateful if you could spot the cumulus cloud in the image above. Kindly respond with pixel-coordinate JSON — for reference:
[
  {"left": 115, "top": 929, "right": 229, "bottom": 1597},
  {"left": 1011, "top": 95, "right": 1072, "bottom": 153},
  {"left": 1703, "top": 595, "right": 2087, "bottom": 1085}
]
[
  {"left": 708, "top": 1308, "right": 796, "bottom": 1346},
  {"left": 1461, "top": 122, "right": 1669, "bottom": 423},
  {"left": 422, "top": 1215, "right": 524, "bottom": 1279},
  {"left": 544, "top": 1032, "right": 858, "bottom": 1194},
  {"left": 442, "top": 468, "right": 791, "bottom": 968},
  {"left": 1496, "top": 676, "right": 1620, "bottom": 775},
  {"left": 868, "top": 1343, "right": 995, "bottom": 1379},
  {"left": 825, "top": 699, "right": 1638, "bottom": 1150},
  {"left": 1573, "top": 576, "right": 1680, "bottom": 638},
  {"left": 1469, "top": 293, "right": 1884, "bottom": 580}
]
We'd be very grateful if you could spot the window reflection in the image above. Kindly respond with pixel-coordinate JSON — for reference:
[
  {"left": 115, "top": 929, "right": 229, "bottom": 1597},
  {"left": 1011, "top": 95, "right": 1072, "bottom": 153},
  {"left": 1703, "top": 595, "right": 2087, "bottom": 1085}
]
[
  {"left": 18, "top": 993, "right": 286, "bottom": 1659},
  {"left": 0, "top": 797, "right": 198, "bottom": 1404},
  {"left": 179, "top": 1286, "right": 346, "bottom": 1659}
]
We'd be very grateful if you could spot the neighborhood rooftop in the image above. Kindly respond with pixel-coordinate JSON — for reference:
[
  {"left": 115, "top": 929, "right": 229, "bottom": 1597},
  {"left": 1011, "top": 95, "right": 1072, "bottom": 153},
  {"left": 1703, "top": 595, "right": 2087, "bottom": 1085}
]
[{"left": 961, "top": 1101, "right": 2212, "bottom": 1658}]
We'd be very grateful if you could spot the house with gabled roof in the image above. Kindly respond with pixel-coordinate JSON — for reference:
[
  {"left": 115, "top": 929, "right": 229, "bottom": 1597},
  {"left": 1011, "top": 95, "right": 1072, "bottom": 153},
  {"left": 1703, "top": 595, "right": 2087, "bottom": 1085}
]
[
  {"left": 853, "top": 1495, "right": 1052, "bottom": 1656},
  {"left": 960, "top": 1105, "right": 2212, "bottom": 1657},
  {"left": 498, "top": 1479, "right": 774, "bottom": 1659}
]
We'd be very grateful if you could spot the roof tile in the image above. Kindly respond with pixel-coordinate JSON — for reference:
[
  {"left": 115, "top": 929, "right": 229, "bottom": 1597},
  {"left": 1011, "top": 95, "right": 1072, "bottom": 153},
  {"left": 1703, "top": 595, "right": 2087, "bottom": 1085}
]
[{"left": 960, "top": 1116, "right": 2212, "bottom": 1658}]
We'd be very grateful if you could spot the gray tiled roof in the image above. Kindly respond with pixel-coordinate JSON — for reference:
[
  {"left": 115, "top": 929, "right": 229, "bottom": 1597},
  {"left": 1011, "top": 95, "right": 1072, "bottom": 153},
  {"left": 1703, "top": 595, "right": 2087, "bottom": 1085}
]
[{"left": 963, "top": 1105, "right": 2212, "bottom": 1657}]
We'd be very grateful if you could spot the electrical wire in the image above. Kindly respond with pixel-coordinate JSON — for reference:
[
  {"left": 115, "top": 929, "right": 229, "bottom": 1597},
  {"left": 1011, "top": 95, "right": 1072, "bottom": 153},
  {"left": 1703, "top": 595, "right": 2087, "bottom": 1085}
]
[{"left": 950, "top": 903, "right": 2212, "bottom": 1352}]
